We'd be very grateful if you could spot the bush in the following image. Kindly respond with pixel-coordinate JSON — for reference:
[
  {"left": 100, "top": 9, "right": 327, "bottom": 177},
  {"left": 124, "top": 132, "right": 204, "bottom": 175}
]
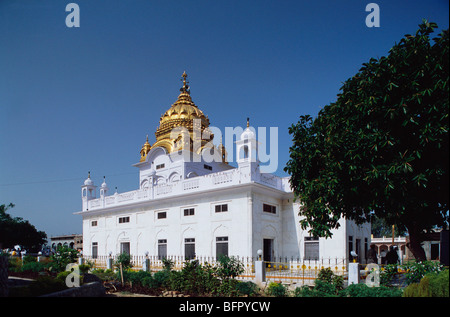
[
  {"left": 153, "top": 270, "right": 170, "bottom": 288},
  {"left": 380, "top": 264, "right": 399, "bottom": 286},
  {"left": 341, "top": 283, "right": 402, "bottom": 297},
  {"left": 403, "top": 269, "right": 449, "bottom": 297},
  {"left": 314, "top": 279, "right": 339, "bottom": 297},
  {"left": 402, "top": 261, "right": 445, "bottom": 285},
  {"left": 91, "top": 268, "right": 115, "bottom": 281},
  {"left": 237, "top": 281, "right": 259, "bottom": 296},
  {"left": 141, "top": 271, "right": 170, "bottom": 290},
  {"left": 266, "top": 282, "right": 288, "bottom": 297},
  {"left": 317, "top": 267, "right": 334, "bottom": 284},
  {"left": 402, "top": 279, "right": 431, "bottom": 297},
  {"left": 294, "top": 281, "right": 338, "bottom": 297},
  {"left": 78, "top": 263, "right": 92, "bottom": 274},
  {"left": 22, "top": 255, "right": 37, "bottom": 264},
  {"left": 162, "top": 258, "right": 174, "bottom": 271},
  {"left": 21, "top": 261, "right": 49, "bottom": 273},
  {"left": 163, "top": 260, "right": 214, "bottom": 296},
  {"left": 56, "top": 270, "right": 74, "bottom": 284},
  {"left": 8, "top": 256, "right": 22, "bottom": 272},
  {"left": 293, "top": 285, "right": 314, "bottom": 297},
  {"left": 216, "top": 255, "right": 244, "bottom": 280},
  {"left": 428, "top": 270, "right": 449, "bottom": 297},
  {"left": 9, "top": 276, "right": 67, "bottom": 297},
  {"left": 118, "top": 270, "right": 152, "bottom": 287},
  {"left": 114, "top": 252, "right": 133, "bottom": 271},
  {"left": 217, "top": 278, "right": 241, "bottom": 297},
  {"left": 304, "top": 267, "right": 344, "bottom": 296},
  {"left": 49, "top": 246, "right": 79, "bottom": 273},
  {"left": 162, "top": 258, "right": 246, "bottom": 296}
]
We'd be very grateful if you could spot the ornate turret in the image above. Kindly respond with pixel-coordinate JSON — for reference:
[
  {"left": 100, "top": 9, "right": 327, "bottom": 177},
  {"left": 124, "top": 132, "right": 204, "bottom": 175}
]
[
  {"left": 81, "top": 171, "right": 97, "bottom": 211},
  {"left": 139, "top": 135, "right": 152, "bottom": 162}
]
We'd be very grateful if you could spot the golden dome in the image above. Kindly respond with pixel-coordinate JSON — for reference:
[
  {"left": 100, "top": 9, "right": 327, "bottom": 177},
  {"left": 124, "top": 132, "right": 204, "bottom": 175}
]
[{"left": 149, "top": 72, "right": 213, "bottom": 155}]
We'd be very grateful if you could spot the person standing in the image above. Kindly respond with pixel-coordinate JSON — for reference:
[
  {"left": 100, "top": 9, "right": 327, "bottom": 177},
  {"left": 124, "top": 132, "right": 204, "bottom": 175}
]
[
  {"left": 386, "top": 245, "right": 399, "bottom": 265},
  {"left": 367, "top": 244, "right": 378, "bottom": 264}
]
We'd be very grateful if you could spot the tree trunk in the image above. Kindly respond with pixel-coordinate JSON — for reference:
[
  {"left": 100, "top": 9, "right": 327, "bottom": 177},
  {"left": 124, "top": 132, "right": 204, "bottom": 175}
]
[{"left": 406, "top": 225, "right": 427, "bottom": 261}]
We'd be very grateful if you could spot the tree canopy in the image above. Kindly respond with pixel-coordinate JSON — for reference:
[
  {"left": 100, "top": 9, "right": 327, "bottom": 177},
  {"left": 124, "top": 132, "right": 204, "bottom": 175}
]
[
  {"left": 0, "top": 203, "right": 47, "bottom": 252},
  {"left": 284, "top": 21, "right": 449, "bottom": 261}
]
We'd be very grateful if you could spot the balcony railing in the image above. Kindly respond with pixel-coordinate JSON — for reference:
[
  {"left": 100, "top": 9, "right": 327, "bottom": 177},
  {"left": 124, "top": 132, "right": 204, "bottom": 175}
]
[{"left": 85, "top": 168, "right": 291, "bottom": 212}]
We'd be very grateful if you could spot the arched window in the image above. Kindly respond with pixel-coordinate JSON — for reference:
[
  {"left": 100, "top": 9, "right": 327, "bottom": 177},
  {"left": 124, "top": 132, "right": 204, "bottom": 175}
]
[{"left": 239, "top": 145, "right": 249, "bottom": 160}]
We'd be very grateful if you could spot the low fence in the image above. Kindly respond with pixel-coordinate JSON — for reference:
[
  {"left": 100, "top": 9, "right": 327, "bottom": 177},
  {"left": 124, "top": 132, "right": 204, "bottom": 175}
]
[
  {"left": 82, "top": 255, "right": 255, "bottom": 279},
  {"left": 264, "top": 257, "right": 348, "bottom": 286},
  {"left": 82, "top": 255, "right": 349, "bottom": 285}
]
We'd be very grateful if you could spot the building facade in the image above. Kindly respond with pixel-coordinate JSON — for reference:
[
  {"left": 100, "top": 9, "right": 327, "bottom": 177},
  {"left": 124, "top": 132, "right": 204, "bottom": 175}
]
[
  {"left": 75, "top": 73, "right": 371, "bottom": 263},
  {"left": 49, "top": 234, "right": 83, "bottom": 252}
]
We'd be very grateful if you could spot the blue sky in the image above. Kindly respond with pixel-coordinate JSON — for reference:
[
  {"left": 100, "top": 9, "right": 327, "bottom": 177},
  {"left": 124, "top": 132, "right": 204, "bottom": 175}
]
[{"left": 0, "top": 0, "right": 448, "bottom": 239}]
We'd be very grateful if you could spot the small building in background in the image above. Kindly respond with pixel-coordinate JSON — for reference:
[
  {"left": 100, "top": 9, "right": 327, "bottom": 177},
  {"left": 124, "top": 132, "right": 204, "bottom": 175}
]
[{"left": 50, "top": 234, "right": 83, "bottom": 252}]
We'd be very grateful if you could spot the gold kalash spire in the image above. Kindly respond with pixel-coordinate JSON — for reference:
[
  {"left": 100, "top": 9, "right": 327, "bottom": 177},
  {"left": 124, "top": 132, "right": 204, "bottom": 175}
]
[{"left": 139, "top": 72, "right": 214, "bottom": 162}]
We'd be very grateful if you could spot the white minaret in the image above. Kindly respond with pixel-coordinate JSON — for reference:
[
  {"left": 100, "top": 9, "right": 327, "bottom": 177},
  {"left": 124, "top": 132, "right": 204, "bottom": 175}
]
[
  {"left": 99, "top": 176, "right": 109, "bottom": 207},
  {"left": 81, "top": 172, "right": 97, "bottom": 211},
  {"left": 100, "top": 176, "right": 109, "bottom": 197},
  {"left": 236, "top": 118, "right": 259, "bottom": 180}
]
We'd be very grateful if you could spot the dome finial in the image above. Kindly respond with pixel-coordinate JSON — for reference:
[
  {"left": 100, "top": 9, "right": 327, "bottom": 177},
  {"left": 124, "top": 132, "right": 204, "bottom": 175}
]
[
  {"left": 247, "top": 117, "right": 250, "bottom": 128},
  {"left": 180, "top": 71, "right": 189, "bottom": 94}
]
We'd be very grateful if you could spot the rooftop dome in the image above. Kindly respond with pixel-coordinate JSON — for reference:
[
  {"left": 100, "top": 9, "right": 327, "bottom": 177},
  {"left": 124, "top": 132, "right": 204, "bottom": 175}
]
[
  {"left": 241, "top": 118, "right": 256, "bottom": 140},
  {"left": 84, "top": 172, "right": 94, "bottom": 186},
  {"left": 100, "top": 176, "right": 108, "bottom": 188},
  {"left": 145, "top": 72, "right": 213, "bottom": 156}
]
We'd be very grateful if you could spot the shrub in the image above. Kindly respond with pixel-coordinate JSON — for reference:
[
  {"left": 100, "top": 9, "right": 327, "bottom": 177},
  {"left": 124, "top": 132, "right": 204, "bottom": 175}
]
[
  {"left": 341, "top": 283, "right": 402, "bottom": 297},
  {"left": 56, "top": 271, "right": 73, "bottom": 284},
  {"left": 402, "top": 261, "right": 445, "bottom": 285},
  {"left": 237, "top": 281, "right": 259, "bottom": 296},
  {"left": 149, "top": 271, "right": 170, "bottom": 289},
  {"left": 266, "top": 282, "right": 288, "bottom": 297},
  {"left": 78, "top": 263, "right": 92, "bottom": 274},
  {"left": 216, "top": 255, "right": 244, "bottom": 280},
  {"left": 21, "top": 261, "right": 49, "bottom": 273},
  {"left": 403, "top": 269, "right": 449, "bottom": 297},
  {"left": 114, "top": 252, "right": 133, "bottom": 271},
  {"left": 162, "top": 258, "right": 245, "bottom": 296},
  {"left": 118, "top": 270, "right": 152, "bottom": 287},
  {"left": 293, "top": 285, "right": 314, "bottom": 297},
  {"left": 314, "top": 279, "right": 339, "bottom": 297},
  {"left": 162, "top": 258, "right": 174, "bottom": 271},
  {"left": 317, "top": 267, "right": 334, "bottom": 284},
  {"left": 380, "top": 264, "right": 399, "bottom": 286},
  {"left": 8, "top": 256, "right": 22, "bottom": 272},
  {"left": 217, "top": 278, "right": 240, "bottom": 297},
  {"left": 315, "top": 267, "right": 344, "bottom": 295},
  {"left": 22, "top": 255, "right": 37, "bottom": 264},
  {"left": 402, "top": 279, "right": 430, "bottom": 297},
  {"left": 49, "top": 246, "right": 79, "bottom": 273},
  {"left": 9, "top": 276, "right": 68, "bottom": 297},
  {"left": 332, "top": 275, "right": 344, "bottom": 292},
  {"left": 91, "top": 268, "right": 115, "bottom": 281},
  {"left": 428, "top": 270, "right": 449, "bottom": 297},
  {"left": 165, "top": 260, "right": 218, "bottom": 296},
  {"left": 294, "top": 280, "right": 338, "bottom": 297}
]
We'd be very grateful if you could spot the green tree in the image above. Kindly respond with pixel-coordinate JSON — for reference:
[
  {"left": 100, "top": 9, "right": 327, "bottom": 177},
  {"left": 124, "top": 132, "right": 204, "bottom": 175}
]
[
  {"left": 49, "top": 245, "right": 79, "bottom": 272},
  {"left": 0, "top": 203, "right": 47, "bottom": 252},
  {"left": 371, "top": 215, "right": 406, "bottom": 238},
  {"left": 284, "top": 21, "right": 449, "bottom": 261}
]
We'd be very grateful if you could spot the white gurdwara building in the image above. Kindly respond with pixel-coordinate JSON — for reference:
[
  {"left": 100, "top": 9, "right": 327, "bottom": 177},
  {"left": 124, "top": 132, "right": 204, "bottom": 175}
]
[{"left": 75, "top": 73, "right": 371, "bottom": 262}]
